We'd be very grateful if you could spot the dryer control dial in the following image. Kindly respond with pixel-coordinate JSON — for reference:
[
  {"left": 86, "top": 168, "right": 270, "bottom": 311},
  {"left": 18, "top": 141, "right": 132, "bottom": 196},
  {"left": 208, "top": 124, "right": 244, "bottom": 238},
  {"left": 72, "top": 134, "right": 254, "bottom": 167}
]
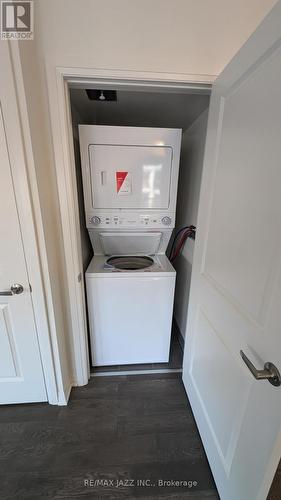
[
  {"left": 90, "top": 216, "right": 101, "bottom": 225},
  {"left": 161, "top": 216, "right": 172, "bottom": 226}
]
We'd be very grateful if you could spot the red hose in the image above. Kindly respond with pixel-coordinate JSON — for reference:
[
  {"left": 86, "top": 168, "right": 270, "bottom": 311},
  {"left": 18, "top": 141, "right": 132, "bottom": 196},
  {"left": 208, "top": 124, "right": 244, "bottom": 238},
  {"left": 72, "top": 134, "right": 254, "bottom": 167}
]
[{"left": 171, "top": 229, "right": 192, "bottom": 261}]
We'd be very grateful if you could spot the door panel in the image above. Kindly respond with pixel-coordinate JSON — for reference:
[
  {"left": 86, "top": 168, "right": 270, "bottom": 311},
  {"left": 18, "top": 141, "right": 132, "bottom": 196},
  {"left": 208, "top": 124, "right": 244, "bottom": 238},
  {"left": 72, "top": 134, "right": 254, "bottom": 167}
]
[
  {"left": 89, "top": 144, "right": 173, "bottom": 209},
  {"left": 0, "top": 303, "right": 20, "bottom": 378},
  {"left": 183, "top": 3, "right": 281, "bottom": 499},
  {"left": 190, "top": 307, "right": 251, "bottom": 469},
  {"left": 204, "top": 47, "right": 281, "bottom": 323},
  {"left": 0, "top": 103, "right": 47, "bottom": 404}
]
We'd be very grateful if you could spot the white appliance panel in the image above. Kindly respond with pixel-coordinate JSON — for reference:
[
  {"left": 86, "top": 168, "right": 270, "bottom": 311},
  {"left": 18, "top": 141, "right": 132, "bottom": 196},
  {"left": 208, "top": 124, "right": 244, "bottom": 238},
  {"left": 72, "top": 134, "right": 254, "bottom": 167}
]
[
  {"left": 89, "top": 144, "right": 172, "bottom": 209},
  {"left": 99, "top": 232, "right": 162, "bottom": 255},
  {"left": 89, "top": 228, "right": 173, "bottom": 255},
  {"left": 86, "top": 271, "right": 175, "bottom": 366}
]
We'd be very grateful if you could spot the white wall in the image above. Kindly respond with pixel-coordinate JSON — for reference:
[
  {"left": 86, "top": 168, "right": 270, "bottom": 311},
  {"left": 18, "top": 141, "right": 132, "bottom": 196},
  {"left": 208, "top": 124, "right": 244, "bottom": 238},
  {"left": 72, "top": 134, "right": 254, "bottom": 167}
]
[
  {"left": 173, "top": 109, "right": 209, "bottom": 339},
  {"left": 36, "top": 0, "right": 276, "bottom": 81}
]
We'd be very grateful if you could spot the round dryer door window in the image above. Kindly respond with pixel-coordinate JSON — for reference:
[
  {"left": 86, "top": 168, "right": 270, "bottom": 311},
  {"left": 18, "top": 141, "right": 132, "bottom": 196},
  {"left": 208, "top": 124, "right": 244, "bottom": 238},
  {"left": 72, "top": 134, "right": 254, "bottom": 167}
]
[{"left": 106, "top": 255, "right": 154, "bottom": 270}]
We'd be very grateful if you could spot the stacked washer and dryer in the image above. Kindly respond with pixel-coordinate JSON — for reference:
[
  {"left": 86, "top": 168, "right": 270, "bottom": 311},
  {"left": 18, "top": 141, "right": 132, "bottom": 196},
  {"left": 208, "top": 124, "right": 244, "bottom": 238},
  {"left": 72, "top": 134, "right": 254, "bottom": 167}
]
[{"left": 79, "top": 125, "right": 182, "bottom": 367}]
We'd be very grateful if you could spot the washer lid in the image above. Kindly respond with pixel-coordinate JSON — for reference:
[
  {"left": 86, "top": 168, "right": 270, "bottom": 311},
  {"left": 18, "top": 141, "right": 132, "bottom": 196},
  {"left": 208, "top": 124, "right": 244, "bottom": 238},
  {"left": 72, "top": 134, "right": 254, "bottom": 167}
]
[
  {"left": 99, "top": 232, "right": 162, "bottom": 256},
  {"left": 106, "top": 255, "right": 154, "bottom": 270},
  {"left": 86, "top": 254, "right": 176, "bottom": 277}
]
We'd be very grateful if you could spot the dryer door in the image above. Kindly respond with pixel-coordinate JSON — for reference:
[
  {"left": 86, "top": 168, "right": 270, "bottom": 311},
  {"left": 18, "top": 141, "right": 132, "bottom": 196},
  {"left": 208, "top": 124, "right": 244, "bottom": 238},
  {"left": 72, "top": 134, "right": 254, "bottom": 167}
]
[{"left": 88, "top": 145, "right": 172, "bottom": 209}]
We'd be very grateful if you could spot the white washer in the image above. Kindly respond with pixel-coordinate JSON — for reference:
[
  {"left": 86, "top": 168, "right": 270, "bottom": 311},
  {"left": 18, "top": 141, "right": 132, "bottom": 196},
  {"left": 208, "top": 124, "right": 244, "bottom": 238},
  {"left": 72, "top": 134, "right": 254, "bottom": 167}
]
[
  {"left": 79, "top": 126, "right": 181, "bottom": 367},
  {"left": 86, "top": 254, "right": 175, "bottom": 366}
]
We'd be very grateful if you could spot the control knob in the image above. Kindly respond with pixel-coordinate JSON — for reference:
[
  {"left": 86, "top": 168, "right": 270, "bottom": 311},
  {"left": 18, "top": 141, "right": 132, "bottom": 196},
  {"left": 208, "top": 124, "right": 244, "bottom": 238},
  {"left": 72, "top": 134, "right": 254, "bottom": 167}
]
[
  {"left": 90, "top": 216, "right": 101, "bottom": 225},
  {"left": 161, "top": 216, "right": 172, "bottom": 226}
]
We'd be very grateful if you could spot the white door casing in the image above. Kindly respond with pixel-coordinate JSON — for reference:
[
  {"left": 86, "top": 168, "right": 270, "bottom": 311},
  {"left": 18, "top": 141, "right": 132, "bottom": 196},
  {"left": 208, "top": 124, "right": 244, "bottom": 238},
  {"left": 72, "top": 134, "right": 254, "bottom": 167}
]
[{"left": 183, "top": 3, "right": 281, "bottom": 500}]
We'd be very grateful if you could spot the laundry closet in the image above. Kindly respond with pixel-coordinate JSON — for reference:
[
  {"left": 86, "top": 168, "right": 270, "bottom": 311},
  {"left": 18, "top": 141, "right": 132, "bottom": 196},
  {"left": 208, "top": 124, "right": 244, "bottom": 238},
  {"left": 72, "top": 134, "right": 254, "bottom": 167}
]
[{"left": 69, "top": 87, "right": 210, "bottom": 373}]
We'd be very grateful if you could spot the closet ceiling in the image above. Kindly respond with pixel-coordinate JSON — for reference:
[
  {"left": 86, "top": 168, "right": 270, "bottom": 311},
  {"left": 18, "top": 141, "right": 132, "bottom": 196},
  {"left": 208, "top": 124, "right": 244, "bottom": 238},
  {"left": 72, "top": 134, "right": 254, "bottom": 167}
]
[{"left": 70, "top": 88, "right": 210, "bottom": 130}]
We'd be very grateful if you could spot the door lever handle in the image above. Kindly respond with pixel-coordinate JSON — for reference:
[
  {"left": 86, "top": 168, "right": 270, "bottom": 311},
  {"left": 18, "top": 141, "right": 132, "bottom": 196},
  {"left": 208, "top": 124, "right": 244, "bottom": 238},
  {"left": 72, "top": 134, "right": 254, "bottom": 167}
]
[
  {"left": 240, "top": 350, "right": 281, "bottom": 387},
  {"left": 0, "top": 290, "right": 13, "bottom": 296}
]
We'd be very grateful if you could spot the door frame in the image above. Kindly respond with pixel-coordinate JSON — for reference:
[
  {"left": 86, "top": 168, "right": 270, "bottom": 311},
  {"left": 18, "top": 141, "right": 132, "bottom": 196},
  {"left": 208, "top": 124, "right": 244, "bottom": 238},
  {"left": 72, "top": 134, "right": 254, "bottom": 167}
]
[
  {"left": 1, "top": 42, "right": 59, "bottom": 404},
  {"left": 45, "top": 64, "right": 213, "bottom": 386}
]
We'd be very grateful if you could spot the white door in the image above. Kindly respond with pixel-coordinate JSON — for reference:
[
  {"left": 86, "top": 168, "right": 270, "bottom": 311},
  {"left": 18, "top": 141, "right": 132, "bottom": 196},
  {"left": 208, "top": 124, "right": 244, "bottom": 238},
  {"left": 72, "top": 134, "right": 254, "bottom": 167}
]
[
  {"left": 183, "top": 3, "right": 281, "bottom": 499},
  {"left": 0, "top": 75, "right": 47, "bottom": 405}
]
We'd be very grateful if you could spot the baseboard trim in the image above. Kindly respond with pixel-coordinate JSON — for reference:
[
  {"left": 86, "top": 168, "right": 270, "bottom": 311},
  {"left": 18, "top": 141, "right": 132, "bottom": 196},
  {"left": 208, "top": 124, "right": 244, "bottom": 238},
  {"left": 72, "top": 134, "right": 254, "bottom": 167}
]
[
  {"left": 91, "top": 368, "right": 183, "bottom": 377},
  {"left": 57, "top": 379, "right": 73, "bottom": 405}
]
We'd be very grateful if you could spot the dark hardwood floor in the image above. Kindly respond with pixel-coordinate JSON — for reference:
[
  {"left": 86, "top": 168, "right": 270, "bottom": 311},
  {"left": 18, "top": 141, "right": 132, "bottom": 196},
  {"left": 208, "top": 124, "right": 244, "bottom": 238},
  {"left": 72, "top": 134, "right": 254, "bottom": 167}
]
[
  {"left": 268, "top": 459, "right": 281, "bottom": 500},
  {"left": 0, "top": 373, "right": 219, "bottom": 499}
]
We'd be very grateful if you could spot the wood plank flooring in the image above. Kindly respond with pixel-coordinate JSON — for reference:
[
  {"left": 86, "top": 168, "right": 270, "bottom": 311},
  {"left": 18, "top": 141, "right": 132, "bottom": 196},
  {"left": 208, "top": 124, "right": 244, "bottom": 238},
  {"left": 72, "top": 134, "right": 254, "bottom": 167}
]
[
  {"left": 0, "top": 373, "right": 219, "bottom": 499},
  {"left": 268, "top": 459, "right": 281, "bottom": 500}
]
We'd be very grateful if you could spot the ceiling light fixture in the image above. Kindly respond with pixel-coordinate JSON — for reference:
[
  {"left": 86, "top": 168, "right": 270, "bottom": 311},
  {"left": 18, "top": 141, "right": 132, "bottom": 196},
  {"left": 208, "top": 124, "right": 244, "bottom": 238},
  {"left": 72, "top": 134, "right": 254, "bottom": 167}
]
[{"left": 86, "top": 89, "right": 117, "bottom": 101}]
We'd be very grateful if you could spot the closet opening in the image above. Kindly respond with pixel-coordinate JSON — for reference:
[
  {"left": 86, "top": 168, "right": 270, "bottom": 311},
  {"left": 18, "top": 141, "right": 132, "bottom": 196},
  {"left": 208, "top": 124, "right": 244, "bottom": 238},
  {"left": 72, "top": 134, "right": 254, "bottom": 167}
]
[{"left": 68, "top": 83, "right": 210, "bottom": 376}]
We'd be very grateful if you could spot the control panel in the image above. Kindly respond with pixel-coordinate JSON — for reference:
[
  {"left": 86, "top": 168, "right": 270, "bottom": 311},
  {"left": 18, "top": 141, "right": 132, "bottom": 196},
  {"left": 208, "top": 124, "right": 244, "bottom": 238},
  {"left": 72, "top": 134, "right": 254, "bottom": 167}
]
[{"left": 88, "top": 214, "right": 174, "bottom": 228}]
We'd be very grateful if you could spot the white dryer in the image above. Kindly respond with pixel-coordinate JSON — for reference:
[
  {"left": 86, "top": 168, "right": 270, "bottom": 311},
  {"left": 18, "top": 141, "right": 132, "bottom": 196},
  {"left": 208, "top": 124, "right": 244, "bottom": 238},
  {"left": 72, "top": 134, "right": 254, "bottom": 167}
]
[{"left": 79, "top": 125, "right": 181, "bottom": 366}]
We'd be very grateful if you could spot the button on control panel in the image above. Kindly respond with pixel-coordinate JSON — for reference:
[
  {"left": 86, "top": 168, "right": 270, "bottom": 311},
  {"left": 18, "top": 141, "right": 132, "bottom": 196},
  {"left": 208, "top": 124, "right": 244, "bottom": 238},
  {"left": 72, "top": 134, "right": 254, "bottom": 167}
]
[
  {"left": 90, "top": 216, "right": 101, "bottom": 225},
  {"left": 161, "top": 216, "right": 172, "bottom": 226}
]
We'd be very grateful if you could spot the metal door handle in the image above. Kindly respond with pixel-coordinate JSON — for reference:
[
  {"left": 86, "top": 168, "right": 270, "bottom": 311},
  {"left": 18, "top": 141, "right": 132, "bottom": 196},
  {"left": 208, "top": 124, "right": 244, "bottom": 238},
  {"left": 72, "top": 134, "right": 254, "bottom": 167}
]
[
  {"left": 240, "top": 350, "right": 281, "bottom": 387},
  {"left": 0, "top": 284, "right": 24, "bottom": 296},
  {"left": 11, "top": 284, "right": 24, "bottom": 294}
]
